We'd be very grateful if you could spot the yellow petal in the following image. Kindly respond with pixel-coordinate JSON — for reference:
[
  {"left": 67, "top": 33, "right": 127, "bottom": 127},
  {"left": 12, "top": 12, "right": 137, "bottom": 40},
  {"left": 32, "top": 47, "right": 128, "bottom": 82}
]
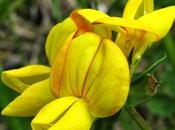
[
  {"left": 94, "top": 17, "right": 155, "bottom": 34},
  {"left": 45, "top": 18, "right": 77, "bottom": 65},
  {"left": 1, "top": 79, "right": 54, "bottom": 117},
  {"left": 71, "top": 10, "right": 93, "bottom": 32},
  {"left": 51, "top": 32, "right": 101, "bottom": 97},
  {"left": 71, "top": 9, "right": 111, "bottom": 39},
  {"left": 84, "top": 39, "right": 130, "bottom": 117},
  {"left": 32, "top": 96, "right": 78, "bottom": 130},
  {"left": 1, "top": 65, "right": 50, "bottom": 93},
  {"left": 123, "top": 0, "right": 144, "bottom": 19},
  {"left": 50, "top": 31, "right": 81, "bottom": 97},
  {"left": 32, "top": 97, "right": 94, "bottom": 130},
  {"left": 76, "top": 9, "right": 109, "bottom": 23},
  {"left": 123, "top": 0, "right": 154, "bottom": 19},
  {"left": 51, "top": 32, "right": 130, "bottom": 117},
  {"left": 94, "top": 17, "right": 159, "bottom": 53},
  {"left": 115, "top": 28, "right": 152, "bottom": 57},
  {"left": 138, "top": 6, "right": 175, "bottom": 39},
  {"left": 92, "top": 24, "right": 112, "bottom": 39},
  {"left": 144, "top": 0, "right": 154, "bottom": 13}
]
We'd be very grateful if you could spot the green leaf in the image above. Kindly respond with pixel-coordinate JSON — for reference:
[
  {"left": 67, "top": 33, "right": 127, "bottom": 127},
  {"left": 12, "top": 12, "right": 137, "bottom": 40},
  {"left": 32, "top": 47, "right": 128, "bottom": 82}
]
[
  {"left": 107, "top": 0, "right": 126, "bottom": 16},
  {"left": 132, "top": 54, "right": 167, "bottom": 84},
  {"left": 155, "top": 0, "right": 175, "bottom": 7},
  {"left": 119, "top": 108, "right": 141, "bottom": 130},
  {"left": 146, "top": 94, "right": 175, "bottom": 118},
  {"left": 127, "top": 74, "right": 159, "bottom": 106},
  {"left": 164, "top": 34, "right": 175, "bottom": 71},
  {"left": 77, "top": 0, "right": 90, "bottom": 8},
  {"left": 51, "top": 0, "right": 62, "bottom": 21},
  {"left": 0, "top": 0, "right": 23, "bottom": 22}
]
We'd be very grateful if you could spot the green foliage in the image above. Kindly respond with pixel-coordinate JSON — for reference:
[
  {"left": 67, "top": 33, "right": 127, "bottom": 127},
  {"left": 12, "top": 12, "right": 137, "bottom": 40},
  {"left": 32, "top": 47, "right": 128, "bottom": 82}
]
[
  {"left": 126, "top": 55, "right": 166, "bottom": 107},
  {"left": 77, "top": 0, "right": 90, "bottom": 8},
  {"left": 119, "top": 108, "right": 141, "bottom": 130},
  {"left": 51, "top": 0, "right": 62, "bottom": 21},
  {"left": 127, "top": 74, "right": 159, "bottom": 106},
  {"left": 164, "top": 34, "right": 175, "bottom": 70},
  {"left": 132, "top": 55, "right": 167, "bottom": 83},
  {"left": 0, "top": 0, "right": 23, "bottom": 22},
  {"left": 146, "top": 94, "right": 175, "bottom": 118}
]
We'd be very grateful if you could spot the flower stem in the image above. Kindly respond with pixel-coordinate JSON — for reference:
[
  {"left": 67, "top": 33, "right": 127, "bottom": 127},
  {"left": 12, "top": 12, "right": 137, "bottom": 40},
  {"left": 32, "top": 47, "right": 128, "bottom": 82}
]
[
  {"left": 164, "top": 34, "right": 175, "bottom": 71},
  {"left": 125, "top": 106, "right": 152, "bottom": 130}
]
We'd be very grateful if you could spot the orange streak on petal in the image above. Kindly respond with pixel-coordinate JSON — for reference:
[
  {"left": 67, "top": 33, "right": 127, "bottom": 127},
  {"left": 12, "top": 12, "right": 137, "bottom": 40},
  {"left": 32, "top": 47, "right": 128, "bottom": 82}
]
[
  {"left": 50, "top": 32, "right": 77, "bottom": 97},
  {"left": 71, "top": 11, "right": 92, "bottom": 32}
]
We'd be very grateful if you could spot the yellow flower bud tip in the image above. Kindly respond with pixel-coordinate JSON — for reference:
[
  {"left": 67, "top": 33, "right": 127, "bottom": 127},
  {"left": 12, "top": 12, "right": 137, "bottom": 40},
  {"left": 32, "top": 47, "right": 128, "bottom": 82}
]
[{"left": 1, "top": 65, "right": 51, "bottom": 93}]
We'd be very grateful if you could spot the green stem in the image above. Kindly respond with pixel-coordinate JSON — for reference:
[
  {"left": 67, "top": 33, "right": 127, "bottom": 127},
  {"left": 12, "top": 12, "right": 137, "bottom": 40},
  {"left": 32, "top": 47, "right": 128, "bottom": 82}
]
[
  {"left": 164, "top": 34, "right": 175, "bottom": 71},
  {"left": 125, "top": 107, "right": 152, "bottom": 130}
]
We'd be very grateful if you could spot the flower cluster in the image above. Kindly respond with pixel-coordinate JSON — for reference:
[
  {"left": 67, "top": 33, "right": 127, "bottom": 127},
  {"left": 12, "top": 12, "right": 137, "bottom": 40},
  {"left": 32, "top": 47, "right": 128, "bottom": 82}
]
[{"left": 1, "top": 0, "right": 175, "bottom": 130}]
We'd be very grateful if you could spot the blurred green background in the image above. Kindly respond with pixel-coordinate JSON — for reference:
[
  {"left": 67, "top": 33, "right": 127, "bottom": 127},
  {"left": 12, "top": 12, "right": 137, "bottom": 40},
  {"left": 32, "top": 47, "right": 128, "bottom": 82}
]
[{"left": 0, "top": 0, "right": 175, "bottom": 130}]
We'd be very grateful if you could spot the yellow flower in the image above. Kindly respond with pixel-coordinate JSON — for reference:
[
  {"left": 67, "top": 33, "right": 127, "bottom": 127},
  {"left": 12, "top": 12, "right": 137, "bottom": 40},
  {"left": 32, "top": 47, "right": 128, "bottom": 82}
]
[
  {"left": 1, "top": 9, "right": 130, "bottom": 130},
  {"left": 1, "top": 0, "right": 174, "bottom": 129},
  {"left": 94, "top": 0, "right": 175, "bottom": 73}
]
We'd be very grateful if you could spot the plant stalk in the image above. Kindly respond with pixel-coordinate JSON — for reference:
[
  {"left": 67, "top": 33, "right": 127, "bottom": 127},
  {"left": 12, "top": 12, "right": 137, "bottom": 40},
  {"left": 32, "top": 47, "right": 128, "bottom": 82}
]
[{"left": 125, "top": 106, "right": 152, "bottom": 130}]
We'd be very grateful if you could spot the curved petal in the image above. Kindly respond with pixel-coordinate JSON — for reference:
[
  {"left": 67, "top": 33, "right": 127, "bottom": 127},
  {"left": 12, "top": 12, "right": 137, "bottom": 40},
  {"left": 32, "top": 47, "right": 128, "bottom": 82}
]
[
  {"left": 84, "top": 39, "right": 130, "bottom": 117},
  {"left": 45, "top": 18, "right": 77, "bottom": 65},
  {"left": 93, "top": 24, "right": 112, "bottom": 39},
  {"left": 94, "top": 16, "right": 163, "bottom": 57},
  {"left": 115, "top": 28, "right": 152, "bottom": 57},
  {"left": 49, "top": 31, "right": 83, "bottom": 97},
  {"left": 94, "top": 16, "right": 159, "bottom": 35},
  {"left": 1, "top": 65, "right": 50, "bottom": 93},
  {"left": 138, "top": 6, "right": 175, "bottom": 40},
  {"left": 32, "top": 97, "right": 94, "bottom": 130},
  {"left": 123, "top": 0, "right": 144, "bottom": 19},
  {"left": 71, "top": 9, "right": 111, "bottom": 39},
  {"left": 1, "top": 79, "right": 54, "bottom": 117},
  {"left": 144, "top": 0, "right": 154, "bottom": 13},
  {"left": 123, "top": 0, "right": 154, "bottom": 19},
  {"left": 51, "top": 32, "right": 101, "bottom": 97},
  {"left": 70, "top": 10, "right": 93, "bottom": 32},
  {"left": 76, "top": 9, "right": 109, "bottom": 23},
  {"left": 51, "top": 33, "right": 130, "bottom": 117}
]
